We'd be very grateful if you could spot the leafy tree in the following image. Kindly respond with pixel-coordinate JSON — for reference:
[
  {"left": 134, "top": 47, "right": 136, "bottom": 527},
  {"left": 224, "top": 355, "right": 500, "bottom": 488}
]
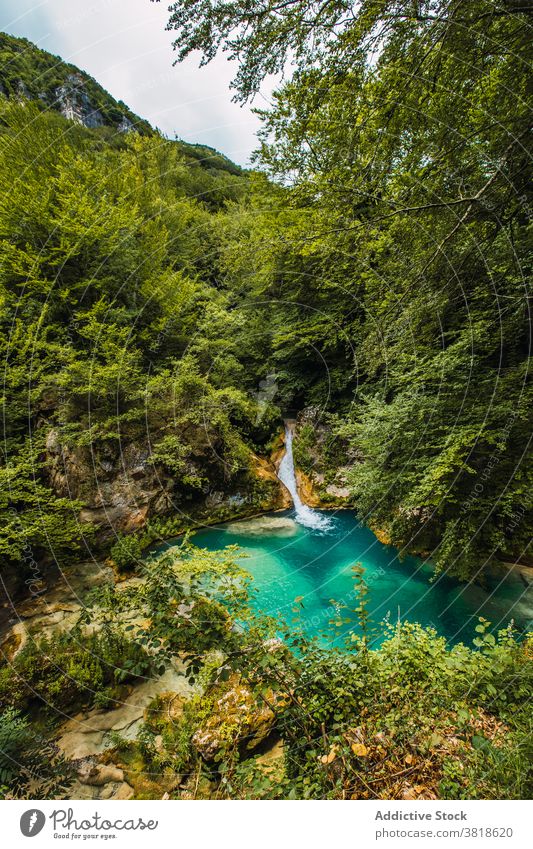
[{"left": 159, "top": 0, "right": 533, "bottom": 576}]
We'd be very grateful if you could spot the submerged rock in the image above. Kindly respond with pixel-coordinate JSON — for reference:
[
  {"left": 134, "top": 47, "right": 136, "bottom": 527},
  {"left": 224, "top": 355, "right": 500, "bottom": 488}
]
[{"left": 224, "top": 515, "right": 298, "bottom": 536}]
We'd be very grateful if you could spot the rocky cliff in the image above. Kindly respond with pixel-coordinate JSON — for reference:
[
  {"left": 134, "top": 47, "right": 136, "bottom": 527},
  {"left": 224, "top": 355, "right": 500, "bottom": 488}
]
[
  {"left": 0, "top": 31, "right": 150, "bottom": 133},
  {"left": 0, "top": 31, "right": 244, "bottom": 177},
  {"left": 44, "top": 427, "right": 289, "bottom": 546}
]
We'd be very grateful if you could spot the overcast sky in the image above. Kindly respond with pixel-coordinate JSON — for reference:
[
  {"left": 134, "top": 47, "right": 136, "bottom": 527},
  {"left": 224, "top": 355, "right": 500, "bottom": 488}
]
[{"left": 0, "top": 0, "right": 273, "bottom": 165}]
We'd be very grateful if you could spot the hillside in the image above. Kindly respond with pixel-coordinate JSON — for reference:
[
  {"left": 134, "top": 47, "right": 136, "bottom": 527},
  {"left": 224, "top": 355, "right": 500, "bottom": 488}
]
[
  {"left": 0, "top": 13, "right": 531, "bottom": 594},
  {"left": 0, "top": 4, "right": 531, "bottom": 804},
  {"left": 0, "top": 31, "right": 151, "bottom": 133},
  {"left": 0, "top": 31, "right": 242, "bottom": 177}
]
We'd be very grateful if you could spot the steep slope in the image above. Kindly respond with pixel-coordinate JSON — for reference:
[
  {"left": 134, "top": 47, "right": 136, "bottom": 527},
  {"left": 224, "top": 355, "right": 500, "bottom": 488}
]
[
  {"left": 0, "top": 31, "right": 151, "bottom": 133},
  {"left": 0, "top": 31, "right": 242, "bottom": 177},
  {"left": 0, "top": 39, "right": 279, "bottom": 602}
]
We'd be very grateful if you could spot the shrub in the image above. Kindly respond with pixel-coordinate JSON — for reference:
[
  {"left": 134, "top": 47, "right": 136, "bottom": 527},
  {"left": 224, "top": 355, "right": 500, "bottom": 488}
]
[
  {"left": 0, "top": 708, "right": 73, "bottom": 799},
  {"left": 110, "top": 534, "right": 143, "bottom": 572},
  {"left": 0, "top": 627, "right": 153, "bottom": 714}
]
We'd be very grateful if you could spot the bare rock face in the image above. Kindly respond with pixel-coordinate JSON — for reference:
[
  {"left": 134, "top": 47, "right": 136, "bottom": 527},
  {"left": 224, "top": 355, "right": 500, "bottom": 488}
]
[
  {"left": 55, "top": 74, "right": 104, "bottom": 128},
  {"left": 45, "top": 428, "right": 172, "bottom": 541},
  {"left": 2, "top": 559, "right": 112, "bottom": 656},
  {"left": 192, "top": 679, "right": 275, "bottom": 761},
  {"left": 44, "top": 427, "right": 288, "bottom": 542},
  {"left": 290, "top": 408, "right": 355, "bottom": 506},
  {"left": 57, "top": 663, "right": 194, "bottom": 760},
  {"left": 118, "top": 115, "right": 133, "bottom": 133}
]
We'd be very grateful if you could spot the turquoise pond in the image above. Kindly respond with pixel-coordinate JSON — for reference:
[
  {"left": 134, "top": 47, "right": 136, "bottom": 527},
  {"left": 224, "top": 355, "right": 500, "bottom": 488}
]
[{"left": 160, "top": 509, "right": 533, "bottom": 648}]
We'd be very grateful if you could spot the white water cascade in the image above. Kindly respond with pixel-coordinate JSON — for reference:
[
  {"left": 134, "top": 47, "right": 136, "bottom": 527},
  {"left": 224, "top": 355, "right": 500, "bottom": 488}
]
[{"left": 277, "top": 424, "right": 332, "bottom": 531}]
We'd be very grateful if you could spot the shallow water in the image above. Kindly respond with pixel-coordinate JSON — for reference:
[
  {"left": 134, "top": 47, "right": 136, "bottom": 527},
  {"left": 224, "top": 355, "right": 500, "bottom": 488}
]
[{"left": 164, "top": 510, "right": 533, "bottom": 648}]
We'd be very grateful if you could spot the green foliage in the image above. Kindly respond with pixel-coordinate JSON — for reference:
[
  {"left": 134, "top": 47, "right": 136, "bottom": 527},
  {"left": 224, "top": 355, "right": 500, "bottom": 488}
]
[
  {"left": 0, "top": 9, "right": 531, "bottom": 804},
  {"left": 110, "top": 534, "right": 143, "bottom": 573},
  {"left": 0, "top": 708, "right": 73, "bottom": 799},
  {"left": 86, "top": 542, "right": 274, "bottom": 682},
  {"left": 235, "top": 622, "right": 532, "bottom": 800},
  {"left": 0, "top": 708, "right": 32, "bottom": 785},
  {"left": 0, "top": 94, "right": 265, "bottom": 574},
  {"left": 162, "top": 0, "right": 533, "bottom": 579},
  {"left": 0, "top": 627, "right": 153, "bottom": 713},
  {"left": 292, "top": 423, "right": 316, "bottom": 474},
  {"left": 0, "top": 31, "right": 151, "bottom": 133},
  {"left": 1, "top": 4, "right": 530, "bottom": 584},
  {"left": 4, "top": 551, "right": 530, "bottom": 800},
  {"left": 107, "top": 548, "right": 532, "bottom": 800}
]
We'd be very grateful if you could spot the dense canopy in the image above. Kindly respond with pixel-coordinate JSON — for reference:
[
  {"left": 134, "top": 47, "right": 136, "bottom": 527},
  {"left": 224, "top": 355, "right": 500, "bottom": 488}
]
[{"left": 0, "top": 5, "right": 531, "bottom": 803}]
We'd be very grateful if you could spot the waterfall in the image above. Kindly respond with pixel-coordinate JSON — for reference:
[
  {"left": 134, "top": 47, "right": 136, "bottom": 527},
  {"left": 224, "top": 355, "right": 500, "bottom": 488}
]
[{"left": 277, "top": 424, "right": 332, "bottom": 530}]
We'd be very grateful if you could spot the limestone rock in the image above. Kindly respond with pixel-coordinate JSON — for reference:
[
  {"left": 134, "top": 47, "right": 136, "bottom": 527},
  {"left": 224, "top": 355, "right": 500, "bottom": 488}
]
[
  {"left": 112, "top": 781, "right": 135, "bottom": 800},
  {"left": 55, "top": 74, "right": 104, "bottom": 128},
  {"left": 45, "top": 428, "right": 168, "bottom": 541},
  {"left": 57, "top": 663, "right": 194, "bottom": 759},
  {"left": 68, "top": 776, "right": 134, "bottom": 801},
  {"left": 2, "top": 560, "right": 112, "bottom": 657},
  {"left": 255, "top": 738, "right": 285, "bottom": 783},
  {"left": 192, "top": 681, "right": 274, "bottom": 761},
  {"left": 78, "top": 763, "right": 124, "bottom": 786}
]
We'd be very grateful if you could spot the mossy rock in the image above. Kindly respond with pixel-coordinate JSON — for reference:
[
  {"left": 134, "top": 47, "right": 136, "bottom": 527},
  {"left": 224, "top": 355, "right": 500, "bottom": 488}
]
[{"left": 191, "top": 677, "right": 275, "bottom": 762}]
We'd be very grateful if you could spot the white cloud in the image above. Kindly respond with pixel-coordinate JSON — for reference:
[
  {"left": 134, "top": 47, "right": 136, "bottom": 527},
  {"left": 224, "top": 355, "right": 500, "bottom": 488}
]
[{"left": 0, "top": 0, "right": 274, "bottom": 165}]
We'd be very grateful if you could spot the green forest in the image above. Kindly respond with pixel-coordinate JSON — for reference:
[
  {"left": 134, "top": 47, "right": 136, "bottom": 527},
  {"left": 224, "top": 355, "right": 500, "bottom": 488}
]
[{"left": 0, "top": 0, "right": 531, "bottom": 801}]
